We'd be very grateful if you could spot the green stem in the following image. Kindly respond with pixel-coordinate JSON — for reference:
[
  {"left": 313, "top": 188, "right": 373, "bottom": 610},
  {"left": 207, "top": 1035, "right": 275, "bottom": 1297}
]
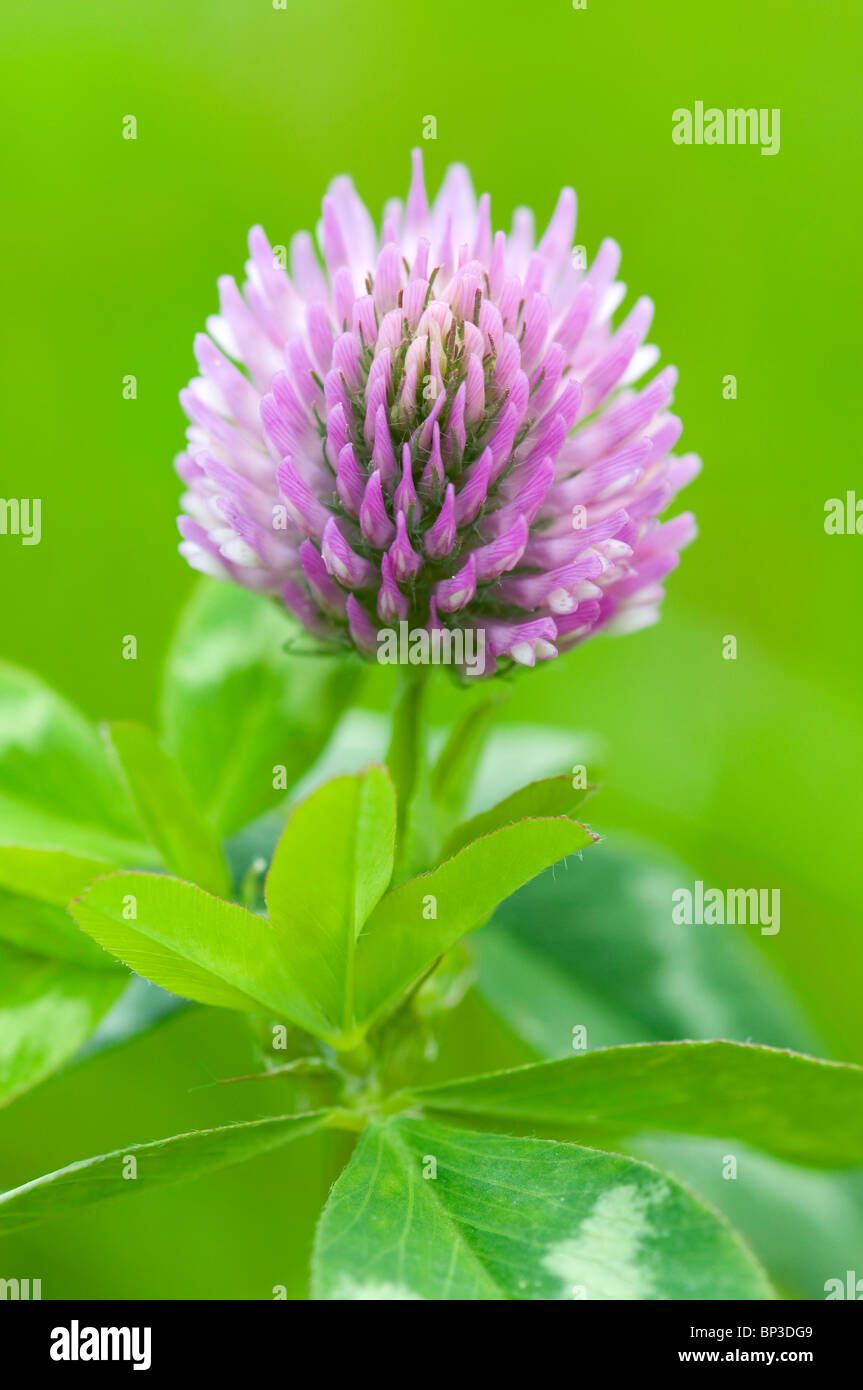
[
  {"left": 385, "top": 666, "right": 430, "bottom": 875},
  {"left": 385, "top": 667, "right": 429, "bottom": 837}
]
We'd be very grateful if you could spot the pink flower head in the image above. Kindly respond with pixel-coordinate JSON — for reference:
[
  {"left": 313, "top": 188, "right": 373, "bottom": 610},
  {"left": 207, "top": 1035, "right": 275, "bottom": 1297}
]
[{"left": 176, "top": 151, "right": 698, "bottom": 672}]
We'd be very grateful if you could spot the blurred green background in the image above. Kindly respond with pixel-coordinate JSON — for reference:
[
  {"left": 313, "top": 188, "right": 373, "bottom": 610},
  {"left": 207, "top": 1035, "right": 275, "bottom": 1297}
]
[{"left": 1, "top": 0, "right": 861, "bottom": 1298}]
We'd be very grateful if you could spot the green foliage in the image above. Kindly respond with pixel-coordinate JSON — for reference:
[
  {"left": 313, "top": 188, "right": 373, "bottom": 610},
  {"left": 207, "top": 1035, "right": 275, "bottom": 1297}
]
[
  {"left": 106, "top": 722, "right": 231, "bottom": 896},
  {"left": 0, "top": 583, "right": 355, "bottom": 1095},
  {"left": 353, "top": 816, "right": 598, "bottom": 1028},
  {"left": 0, "top": 848, "right": 121, "bottom": 971},
  {"left": 1, "top": 583, "right": 860, "bottom": 1300},
  {"left": 441, "top": 774, "right": 593, "bottom": 861},
  {"left": 0, "top": 664, "right": 151, "bottom": 862},
  {"left": 0, "top": 1110, "right": 329, "bottom": 1232},
  {"left": 265, "top": 767, "right": 396, "bottom": 1039},
  {"left": 0, "top": 946, "right": 124, "bottom": 1108},
  {"left": 69, "top": 872, "right": 334, "bottom": 1037},
  {"left": 311, "top": 1117, "right": 773, "bottom": 1301},
  {"left": 67, "top": 778, "right": 595, "bottom": 1051},
  {"left": 414, "top": 1041, "right": 863, "bottom": 1167},
  {"left": 430, "top": 694, "right": 503, "bottom": 831},
  {"left": 0, "top": 844, "right": 129, "bottom": 1106},
  {"left": 0, "top": 845, "right": 120, "bottom": 910},
  {"left": 159, "top": 583, "right": 357, "bottom": 836},
  {"left": 474, "top": 844, "right": 822, "bottom": 1056}
]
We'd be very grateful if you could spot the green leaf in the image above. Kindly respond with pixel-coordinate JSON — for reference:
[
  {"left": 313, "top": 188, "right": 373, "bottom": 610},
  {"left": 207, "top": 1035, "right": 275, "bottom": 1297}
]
[
  {"left": 354, "top": 817, "right": 597, "bottom": 1029},
  {"left": 0, "top": 846, "right": 121, "bottom": 970},
  {"left": 431, "top": 695, "right": 502, "bottom": 829},
  {"left": 0, "top": 663, "right": 152, "bottom": 861},
  {"left": 160, "top": 581, "right": 357, "bottom": 836},
  {"left": 632, "top": 1134, "right": 863, "bottom": 1300},
  {"left": 0, "top": 891, "right": 117, "bottom": 972},
  {"left": 106, "top": 722, "right": 231, "bottom": 897},
  {"left": 68, "top": 872, "right": 334, "bottom": 1040},
  {"left": 0, "top": 1109, "right": 330, "bottom": 1232},
  {"left": 0, "top": 845, "right": 118, "bottom": 907},
  {"left": 474, "top": 842, "right": 822, "bottom": 1058},
  {"left": 415, "top": 1041, "right": 863, "bottom": 1168},
  {"left": 442, "top": 775, "right": 594, "bottom": 861},
  {"left": 0, "top": 944, "right": 125, "bottom": 1108},
  {"left": 465, "top": 721, "right": 599, "bottom": 817},
  {"left": 311, "top": 1116, "right": 773, "bottom": 1300},
  {"left": 265, "top": 768, "right": 396, "bottom": 1041}
]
